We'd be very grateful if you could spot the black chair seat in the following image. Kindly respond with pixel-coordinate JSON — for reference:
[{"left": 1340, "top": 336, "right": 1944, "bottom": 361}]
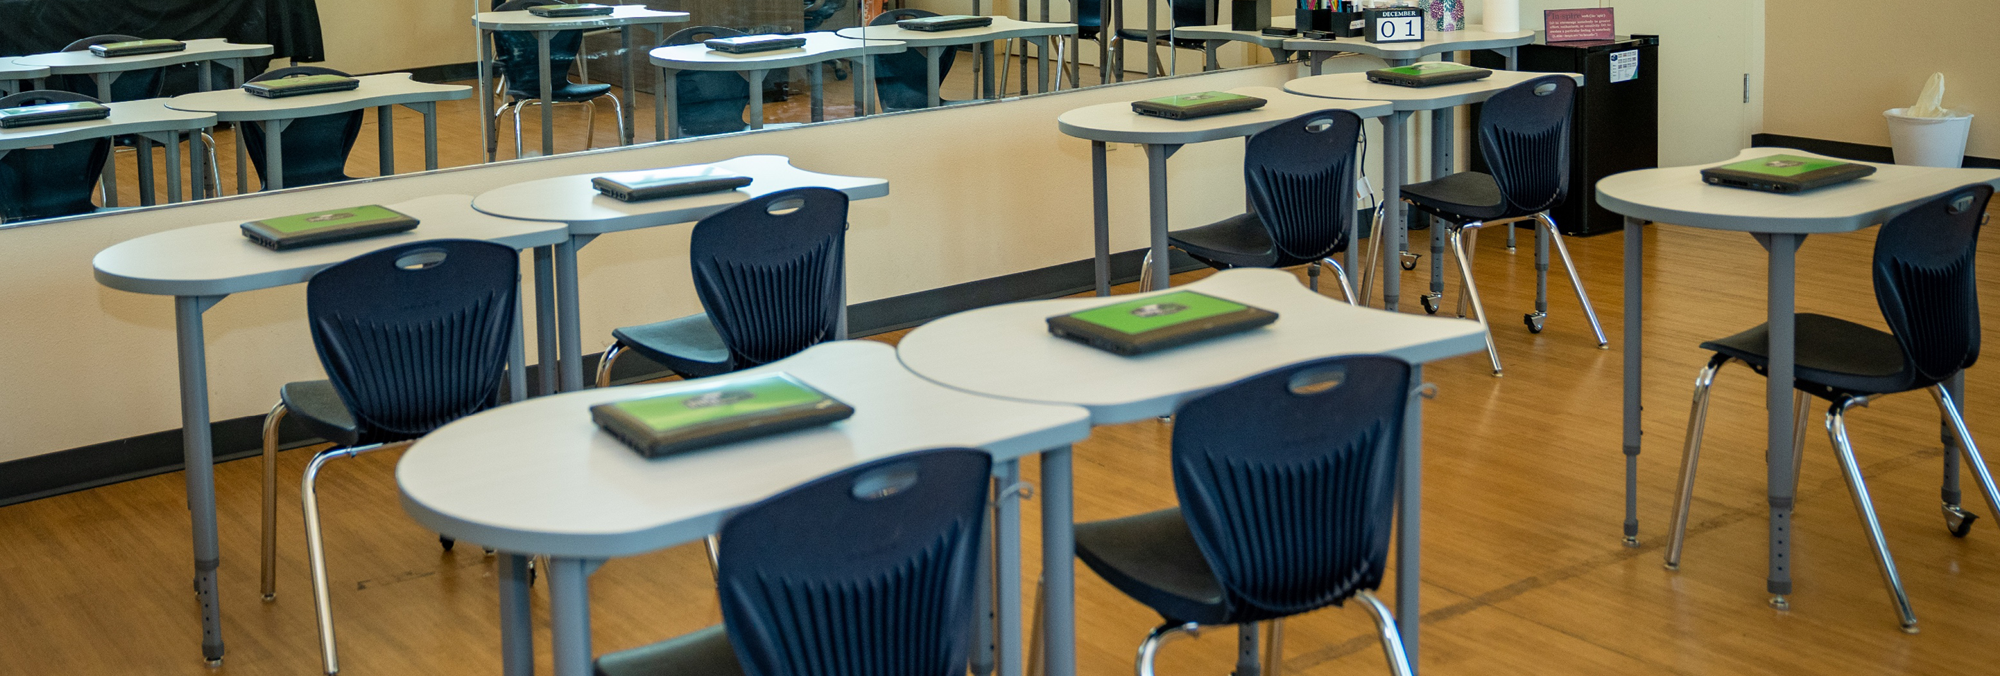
[
  {"left": 595, "top": 624, "right": 746, "bottom": 676},
  {"left": 509, "top": 81, "right": 612, "bottom": 103},
  {"left": 1401, "top": 171, "right": 1508, "bottom": 222},
  {"left": 1168, "top": 213, "right": 1278, "bottom": 269},
  {"left": 611, "top": 313, "right": 734, "bottom": 380},
  {"left": 1075, "top": 508, "right": 1229, "bottom": 625},
  {"left": 279, "top": 380, "right": 362, "bottom": 448},
  {"left": 1700, "top": 313, "right": 1909, "bottom": 397}
]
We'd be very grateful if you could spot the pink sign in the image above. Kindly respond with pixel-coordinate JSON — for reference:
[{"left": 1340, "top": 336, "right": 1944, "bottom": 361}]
[{"left": 1544, "top": 8, "right": 1614, "bottom": 42}]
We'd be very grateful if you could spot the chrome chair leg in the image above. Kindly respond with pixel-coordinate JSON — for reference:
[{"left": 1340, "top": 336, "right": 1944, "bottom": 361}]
[
  {"left": 1448, "top": 224, "right": 1503, "bottom": 375},
  {"left": 1137, "top": 250, "right": 1156, "bottom": 292},
  {"left": 1355, "top": 590, "right": 1413, "bottom": 676},
  {"left": 603, "top": 93, "right": 626, "bottom": 146},
  {"left": 703, "top": 533, "right": 721, "bottom": 580},
  {"left": 261, "top": 402, "right": 289, "bottom": 602},
  {"left": 511, "top": 101, "right": 527, "bottom": 159},
  {"left": 1455, "top": 228, "right": 1479, "bottom": 318},
  {"left": 1320, "top": 257, "right": 1357, "bottom": 305},
  {"left": 1666, "top": 354, "right": 1728, "bottom": 570},
  {"left": 1540, "top": 213, "right": 1608, "bottom": 347},
  {"left": 200, "top": 132, "right": 222, "bottom": 197},
  {"left": 1934, "top": 385, "right": 2000, "bottom": 524},
  {"left": 1307, "top": 260, "right": 1320, "bottom": 293},
  {"left": 1359, "top": 205, "right": 1386, "bottom": 305},
  {"left": 303, "top": 441, "right": 410, "bottom": 674},
  {"left": 594, "top": 342, "right": 626, "bottom": 388},
  {"left": 1135, "top": 621, "right": 1198, "bottom": 676},
  {"left": 1827, "top": 396, "right": 1919, "bottom": 633},
  {"left": 582, "top": 99, "right": 597, "bottom": 149}
]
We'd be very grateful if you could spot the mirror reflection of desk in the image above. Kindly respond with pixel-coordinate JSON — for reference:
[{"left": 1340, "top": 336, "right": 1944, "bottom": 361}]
[
  {"left": 165, "top": 73, "right": 471, "bottom": 192},
  {"left": 837, "top": 18, "right": 1077, "bottom": 109},
  {"left": 0, "top": 100, "right": 215, "bottom": 209},
  {"left": 0, "top": 63, "right": 48, "bottom": 96},
  {"left": 473, "top": 4, "right": 691, "bottom": 160},
  {"left": 649, "top": 32, "right": 906, "bottom": 139}
]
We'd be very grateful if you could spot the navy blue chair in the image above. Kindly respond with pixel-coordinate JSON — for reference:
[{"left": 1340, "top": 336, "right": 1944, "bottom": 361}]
[
  {"left": 1067, "top": 355, "right": 1415, "bottom": 676},
  {"left": 1398, "top": 75, "right": 1606, "bottom": 375},
  {"left": 492, "top": 0, "right": 624, "bottom": 157},
  {"left": 1666, "top": 184, "right": 1998, "bottom": 633},
  {"left": 594, "top": 448, "right": 992, "bottom": 676},
  {"left": 663, "top": 26, "right": 754, "bottom": 138},
  {"left": 241, "top": 66, "right": 365, "bottom": 190},
  {"left": 871, "top": 9, "right": 961, "bottom": 112},
  {"left": 1160, "top": 110, "right": 1363, "bottom": 303},
  {"left": 593, "top": 187, "right": 848, "bottom": 387},
  {"left": 255, "top": 240, "right": 520, "bottom": 674},
  {"left": 1112, "top": 0, "right": 1208, "bottom": 79},
  {"left": 51, "top": 35, "right": 165, "bottom": 102},
  {"left": 0, "top": 90, "right": 109, "bottom": 222}
]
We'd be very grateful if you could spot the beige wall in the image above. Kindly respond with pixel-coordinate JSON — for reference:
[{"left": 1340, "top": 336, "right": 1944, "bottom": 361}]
[
  {"left": 1765, "top": 0, "right": 1997, "bottom": 158},
  {"left": 315, "top": 0, "right": 479, "bottom": 74}
]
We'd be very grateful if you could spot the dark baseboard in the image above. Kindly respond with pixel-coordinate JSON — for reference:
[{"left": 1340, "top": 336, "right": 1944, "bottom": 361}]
[
  {"left": 0, "top": 248, "right": 1202, "bottom": 507},
  {"left": 1752, "top": 133, "right": 2000, "bottom": 170}
]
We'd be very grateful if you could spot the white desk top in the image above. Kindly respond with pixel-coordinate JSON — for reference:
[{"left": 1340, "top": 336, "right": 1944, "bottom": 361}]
[
  {"left": 474, "top": 5, "right": 690, "bottom": 31},
  {"left": 650, "top": 32, "right": 907, "bottom": 71},
  {"left": 472, "top": 155, "right": 889, "bottom": 236},
  {"left": 1284, "top": 70, "right": 1580, "bottom": 112},
  {"left": 1597, "top": 148, "right": 2000, "bottom": 235},
  {"left": 1172, "top": 15, "right": 1296, "bottom": 49},
  {"left": 164, "top": 73, "right": 471, "bottom": 122},
  {"left": 0, "top": 62, "right": 48, "bottom": 81},
  {"left": 93, "top": 194, "right": 570, "bottom": 297},
  {"left": 0, "top": 99, "right": 214, "bottom": 151},
  {"left": 398, "top": 340, "right": 1092, "bottom": 558},
  {"left": 836, "top": 17, "right": 1077, "bottom": 47},
  {"left": 13, "top": 38, "right": 274, "bottom": 75},
  {"left": 897, "top": 268, "right": 1488, "bottom": 424},
  {"left": 1282, "top": 25, "right": 1534, "bottom": 59},
  {"left": 1058, "top": 86, "right": 1391, "bottom": 145}
]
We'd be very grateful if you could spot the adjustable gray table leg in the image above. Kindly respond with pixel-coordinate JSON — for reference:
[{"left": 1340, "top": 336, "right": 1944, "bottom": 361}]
[
  {"left": 1759, "top": 232, "right": 1803, "bottom": 608},
  {"left": 1205, "top": 40, "right": 1220, "bottom": 72},
  {"left": 925, "top": 48, "right": 942, "bottom": 109},
  {"left": 176, "top": 294, "right": 228, "bottom": 666},
  {"left": 481, "top": 29, "right": 497, "bottom": 162},
  {"left": 1037, "top": 37, "right": 1049, "bottom": 93},
  {"left": 1092, "top": 141, "right": 1110, "bottom": 296},
  {"left": 1943, "top": 371, "right": 1966, "bottom": 505},
  {"left": 94, "top": 73, "right": 120, "bottom": 207},
  {"left": 1040, "top": 446, "right": 1076, "bottom": 676},
  {"left": 263, "top": 118, "right": 287, "bottom": 190},
  {"left": 747, "top": 70, "right": 766, "bottom": 130},
  {"left": 982, "top": 40, "right": 997, "bottom": 100},
  {"left": 1621, "top": 216, "right": 1643, "bottom": 546},
  {"left": 1398, "top": 364, "right": 1425, "bottom": 671},
  {"left": 996, "top": 459, "right": 1025, "bottom": 676},
  {"left": 498, "top": 553, "right": 534, "bottom": 676},
  {"left": 556, "top": 235, "right": 588, "bottom": 392},
  {"left": 422, "top": 102, "right": 439, "bottom": 170},
  {"left": 661, "top": 68, "right": 678, "bottom": 140},
  {"left": 1144, "top": 143, "right": 1178, "bottom": 290},
  {"left": 378, "top": 104, "right": 395, "bottom": 176},
  {"left": 135, "top": 136, "right": 155, "bottom": 206},
  {"left": 810, "top": 63, "right": 824, "bottom": 122},
  {"left": 1379, "top": 112, "right": 1408, "bottom": 310},
  {"left": 547, "top": 557, "right": 600, "bottom": 676},
  {"left": 620, "top": 26, "right": 636, "bottom": 145},
  {"left": 534, "top": 246, "right": 559, "bottom": 396},
  {"left": 537, "top": 30, "right": 556, "bottom": 157},
  {"left": 161, "top": 132, "right": 181, "bottom": 203}
]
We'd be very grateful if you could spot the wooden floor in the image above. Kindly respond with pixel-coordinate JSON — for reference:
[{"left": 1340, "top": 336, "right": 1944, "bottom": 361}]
[{"left": 18, "top": 82, "right": 2000, "bottom": 674}]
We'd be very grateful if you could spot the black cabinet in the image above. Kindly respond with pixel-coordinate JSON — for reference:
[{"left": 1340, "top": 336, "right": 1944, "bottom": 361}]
[{"left": 1472, "top": 34, "right": 1659, "bottom": 236}]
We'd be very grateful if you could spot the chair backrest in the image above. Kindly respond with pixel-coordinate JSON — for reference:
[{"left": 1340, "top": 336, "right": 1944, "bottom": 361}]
[
  {"left": 803, "top": 0, "right": 845, "bottom": 32},
  {"left": 306, "top": 240, "right": 520, "bottom": 444},
  {"left": 241, "top": 66, "right": 364, "bottom": 189},
  {"left": 1167, "top": 0, "right": 1208, "bottom": 29},
  {"left": 52, "top": 35, "right": 166, "bottom": 102},
  {"left": 493, "top": 0, "right": 585, "bottom": 98},
  {"left": 1475, "top": 75, "right": 1574, "bottom": 218},
  {"left": 690, "top": 187, "right": 849, "bottom": 368},
  {"left": 0, "top": 90, "right": 110, "bottom": 223},
  {"left": 1872, "top": 183, "right": 1991, "bottom": 390},
  {"left": 1243, "top": 110, "right": 1362, "bottom": 266},
  {"left": 1171, "top": 355, "right": 1411, "bottom": 623},
  {"left": 1075, "top": 0, "right": 1104, "bottom": 29},
  {"left": 716, "top": 449, "right": 990, "bottom": 676},
  {"left": 664, "top": 26, "right": 752, "bottom": 137},
  {"left": 870, "top": 9, "right": 956, "bottom": 112}
]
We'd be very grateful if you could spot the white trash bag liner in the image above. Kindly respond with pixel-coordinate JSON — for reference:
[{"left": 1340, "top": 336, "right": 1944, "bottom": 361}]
[{"left": 1885, "top": 73, "right": 1974, "bottom": 168}]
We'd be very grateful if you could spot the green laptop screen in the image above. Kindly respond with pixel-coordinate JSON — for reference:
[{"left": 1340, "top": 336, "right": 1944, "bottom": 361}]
[
  {"left": 1715, "top": 154, "right": 1852, "bottom": 178},
  {"left": 1378, "top": 62, "right": 1481, "bottom": 77},
  {"left": 609, "top": 374, "right": 830, "bottom": 433},
  {"left": 1064, "top": 291, "right": 1250, "bottom": 335},
  {"left": 1139, "top": 91, "right": 1255, "bottom": 107},
  {"left": 257, "top": 205, "right": 407, "bottom": 234}
]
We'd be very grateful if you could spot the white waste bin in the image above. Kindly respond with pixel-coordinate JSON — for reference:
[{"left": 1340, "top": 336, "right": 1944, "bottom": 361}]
[{"left": 1884, "top": 107, "right": 1974, "bottom": 168}]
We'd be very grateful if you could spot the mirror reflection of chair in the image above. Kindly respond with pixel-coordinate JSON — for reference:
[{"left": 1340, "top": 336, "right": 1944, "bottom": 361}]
[
  {"left": 803, "top": 0, "right": 851, "bottom": 80},
  {"left": 240, "top": 66, "right": 366, "bottom": 191},
  {"left": 1665, "top": 184, "right": 1999, "bottom": 634},
  {"left": 1058, "top": 355, "right": 1417, "bottom": 676},
  {"left": 1053, "top": 0, "right": 1109, "bottom": 86},
  {"left": 255, "top": 240, "right": 521, "bottom": 675},
  {"left": 594, "top": 448, "right": 992, "bottom": 676},
  {"left": 1112, "top": 0, "right": 1209, "bottom": 80},
  {"left": 593, "top": 187, "right": 849, "bottom": 388},
  {"left": 1147, "top": 110, "right": 1366, "bottom": 304},
  {"left": 0, "top": 90, "right": 109, "bottom": 223},
  {"left": 662, "top": 26, "right": 755, "bottom": 138},
  {"left": 1395, "top": 75, "right": 1607, "bottom": 375},
  {"left": 51, "top": 34, "right": 221, "bottom": 201},
  {"left": 870, "top": 9, "right": 962, "bottom": 112},
  {"left": 490, "top": 0, "right": 626, "bottom": 157}
]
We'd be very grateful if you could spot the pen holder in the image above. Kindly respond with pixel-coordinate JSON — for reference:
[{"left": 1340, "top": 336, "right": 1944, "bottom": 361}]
[
  {"left": 1232, "top": 0, "right": 1272, "bottom": 30},
  {"left": 1331, "top": 10, "right": 1364, "bottom": 37},
  {"left": 1295, "top": 8, "right": 1333, "bottom": 32}
]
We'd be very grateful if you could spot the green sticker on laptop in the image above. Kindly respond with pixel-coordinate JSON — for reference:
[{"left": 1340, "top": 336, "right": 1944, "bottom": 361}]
[
  {"left": 1131, "top": 91, "right": 1267, "bottom": 120},
  {"left": 1366, "top": 62, "right": 1492, "bottom": 87},
  {"left": 1047, "top": 291, "right": 1279, "bottom": 356},
  {"left": 591, "top": 373, "right": 855, "bottom": 458},
  {"left": 240, "top": 205, "right": 420, "bottom": 251},
  {"left": 1699, "top": 154, "right": 1877, "bottom": 194}
]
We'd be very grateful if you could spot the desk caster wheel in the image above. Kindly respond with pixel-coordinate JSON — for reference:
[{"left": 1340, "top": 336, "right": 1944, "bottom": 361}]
[
  {"left": 1524, "top": 312, "right": 1546, "bottom": 333},
  {"left": 1420, "top": 293, "right": 1441, "bottom": 315},
  {"left": 1399, "top": 252, "right": 1419, "bottom": 271},
  {"left": 1944, "top": 503, "right": 1978, "bottom": 537},
  {"left": 440, "top": 535, "right": 455, "bottom": 551}
]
